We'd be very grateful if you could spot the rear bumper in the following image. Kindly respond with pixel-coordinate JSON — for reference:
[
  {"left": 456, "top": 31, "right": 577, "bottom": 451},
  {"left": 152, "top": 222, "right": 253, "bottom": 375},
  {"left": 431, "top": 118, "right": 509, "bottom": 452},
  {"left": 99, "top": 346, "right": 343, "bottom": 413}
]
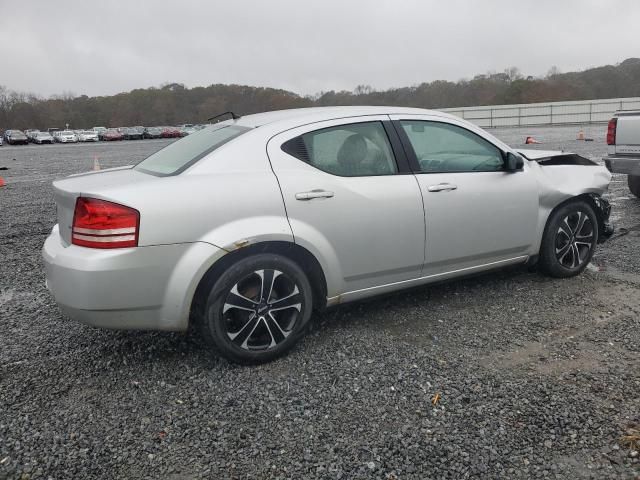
[
  {"left": 42, "top": 225, "right": 226, "bottom": 331},
  {"left": 603, "top": 156, "right": 640, "bottom": 176}
]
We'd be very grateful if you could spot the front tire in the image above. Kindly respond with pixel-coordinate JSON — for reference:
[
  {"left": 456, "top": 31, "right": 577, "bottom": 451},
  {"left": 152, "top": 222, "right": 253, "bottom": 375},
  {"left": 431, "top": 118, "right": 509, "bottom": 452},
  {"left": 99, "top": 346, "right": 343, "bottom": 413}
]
[
  {"left": 538, "top": 200, "right": 598, "bottom": 278},
  {"left": 628, "top": 175, "right": 640, "bottom": 198},
  {"left": 199, "top": 254, "right": 313, "bottom": 364}
]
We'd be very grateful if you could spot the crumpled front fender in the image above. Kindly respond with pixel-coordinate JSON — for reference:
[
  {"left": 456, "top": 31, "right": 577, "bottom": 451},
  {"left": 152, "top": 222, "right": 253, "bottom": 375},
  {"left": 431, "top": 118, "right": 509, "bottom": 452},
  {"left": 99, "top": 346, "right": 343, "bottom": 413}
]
[{"left": 529, "top": 161, "right": 612, "bottom": 251}]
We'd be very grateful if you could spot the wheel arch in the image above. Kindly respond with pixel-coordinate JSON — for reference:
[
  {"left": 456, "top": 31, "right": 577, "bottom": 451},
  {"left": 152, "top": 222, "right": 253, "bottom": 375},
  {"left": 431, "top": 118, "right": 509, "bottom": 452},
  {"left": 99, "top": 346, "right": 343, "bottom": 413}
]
[
  {"left": 189, "top": 241, "right": 328, "bottom": 326},
  {"left": 533, "top": 193, "right": 607, "bottom": 268},
  {"left": 542, "top": 193, "right": 609, "bottom": 244}
]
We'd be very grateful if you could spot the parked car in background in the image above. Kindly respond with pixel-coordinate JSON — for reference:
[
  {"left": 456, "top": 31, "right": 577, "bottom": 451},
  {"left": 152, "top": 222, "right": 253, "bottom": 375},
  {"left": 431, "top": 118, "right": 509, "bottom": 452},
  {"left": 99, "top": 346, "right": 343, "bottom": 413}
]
[
  {"left": 56, "top": 130, "right": 79, "bottom": 143},
  {"left": 93, "top": 127, "right": 107, "bottom": 138},
  {"left": 25, "top": 129, "right": 40, "bottom": 142},
  {"left": 179, "top": 126, "right": 197, "bottom": 136},
  {"left": 4, "top": 130, "right": 29, "bottom": 145},
  {"left": 98, "top": 128, "right": 117, "bottom": 141},
  {"left": 33, "top": 132, "right": 54, "bottom": 144},
  {"left": 0, "top": 135, "right": 3, "bottom": 146},
  {"left": 123, "top": 127, "right": 143, "bottom": 140},
  {"left": 143, "top": 127, "right": 162, "bottom": 139},
  {"left": 42, "top": 106, "right": 614, "bottom": 364},
  {"left": 101, "top": 129, "right": 124, "bottom": 141},
  {"left": 77, "top": 130, "right": 99, "bottom": 142},
  {"left": 160, "top": 126, "right": 181, "bottom": 138},
  {"left": 604, "top": 110, "right": 640, "bottom": 197},
  {"left": 47, "top": 128, "right": 62, "bottom": 137}
]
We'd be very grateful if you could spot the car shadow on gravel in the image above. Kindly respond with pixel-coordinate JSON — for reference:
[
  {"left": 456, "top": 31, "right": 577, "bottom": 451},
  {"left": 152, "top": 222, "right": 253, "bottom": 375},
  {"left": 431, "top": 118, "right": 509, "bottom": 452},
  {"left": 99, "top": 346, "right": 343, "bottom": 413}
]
[
  {"left": 31, "top": 261, "right": 638, "bottom": 381},
  {"left": 63, "top": 265, "right": 567, "bottom": 366},
  {"left": 311, "top": 264, "right": 541, "bottom": 339}
]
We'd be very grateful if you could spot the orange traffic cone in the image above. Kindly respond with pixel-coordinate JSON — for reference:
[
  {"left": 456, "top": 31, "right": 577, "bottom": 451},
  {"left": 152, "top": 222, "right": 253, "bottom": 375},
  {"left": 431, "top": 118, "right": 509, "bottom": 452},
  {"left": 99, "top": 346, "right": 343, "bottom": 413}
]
[
  {"left": 0, "top": 177, "right": 5, "bottom": 187},
  {"left": 577, "top": 129, "right": 585, "bottom": 140},
  {"left": 93, "top": 156, "right": 101, "bottom": 171},
  {"left": 525, "top": 136, "right": 541, "bottom": 144}
]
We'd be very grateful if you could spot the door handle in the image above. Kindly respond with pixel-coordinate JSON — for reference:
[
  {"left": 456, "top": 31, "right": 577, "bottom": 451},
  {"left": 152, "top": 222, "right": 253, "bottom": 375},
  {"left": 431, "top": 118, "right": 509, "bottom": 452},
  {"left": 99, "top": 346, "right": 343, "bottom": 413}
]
[
  {"left": 427, "top": 183, "right": 458, "bottom": 192},
  {"left": 295, "top": 189, "right": 335, "bottom": 201}
]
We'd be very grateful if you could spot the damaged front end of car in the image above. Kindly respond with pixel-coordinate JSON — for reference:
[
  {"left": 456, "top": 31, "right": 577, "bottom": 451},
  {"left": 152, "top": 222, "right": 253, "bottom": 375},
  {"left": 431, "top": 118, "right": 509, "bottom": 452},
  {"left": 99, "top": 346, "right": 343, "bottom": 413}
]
[
  {"left": 588, "top": 193, "right": 614, "bottom": 242},
  {"left": 517, "top": 149, "right": 614, "bottom": 243}
]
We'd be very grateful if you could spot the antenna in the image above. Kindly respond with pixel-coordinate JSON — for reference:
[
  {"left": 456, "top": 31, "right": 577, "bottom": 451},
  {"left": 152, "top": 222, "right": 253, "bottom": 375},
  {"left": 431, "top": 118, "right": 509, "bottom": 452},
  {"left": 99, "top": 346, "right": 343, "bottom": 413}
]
[{"left": 207, "top": 111, "right": 241, "bottom": 123}]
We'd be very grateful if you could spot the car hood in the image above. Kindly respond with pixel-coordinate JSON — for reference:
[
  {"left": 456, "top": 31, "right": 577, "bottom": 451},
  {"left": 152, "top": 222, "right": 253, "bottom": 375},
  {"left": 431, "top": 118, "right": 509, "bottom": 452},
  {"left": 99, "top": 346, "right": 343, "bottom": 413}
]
[
  {"left": 520, "top": 148, "right": 611, "bottom": 203},
  {"left": 516, "top": 149, "right": 566, "bottom": 160},
  {"left": 516, "top": 149, "right": 600, "bottom": 166}
]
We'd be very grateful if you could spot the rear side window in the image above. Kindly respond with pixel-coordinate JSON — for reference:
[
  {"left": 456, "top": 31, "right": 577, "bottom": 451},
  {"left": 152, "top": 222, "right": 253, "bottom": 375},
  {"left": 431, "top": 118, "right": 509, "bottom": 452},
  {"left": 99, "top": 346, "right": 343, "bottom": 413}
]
[
  {"left": 282, "top": 121, "right": 397, "bottom": 176},
  {"left": 400, "top": 120, "right": 504, "bottom": 173},
  {"left": 135, "top": 124, "right": 250, "bottom": 176}
]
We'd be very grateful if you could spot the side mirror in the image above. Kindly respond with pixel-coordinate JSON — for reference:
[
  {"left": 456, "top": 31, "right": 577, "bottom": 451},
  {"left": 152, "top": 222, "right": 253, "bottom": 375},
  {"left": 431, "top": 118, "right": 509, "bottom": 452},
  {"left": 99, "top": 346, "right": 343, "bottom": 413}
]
[{"left": 505, "top": 152, "right": 524, "bottom": 172}]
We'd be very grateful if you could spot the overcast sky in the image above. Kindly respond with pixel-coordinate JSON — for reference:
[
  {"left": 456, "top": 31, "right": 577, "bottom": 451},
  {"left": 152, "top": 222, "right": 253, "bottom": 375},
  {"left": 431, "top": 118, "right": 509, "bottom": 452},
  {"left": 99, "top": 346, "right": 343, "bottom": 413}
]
[{"left": 1, "top": 0, "right": 639, "bottom": 98}]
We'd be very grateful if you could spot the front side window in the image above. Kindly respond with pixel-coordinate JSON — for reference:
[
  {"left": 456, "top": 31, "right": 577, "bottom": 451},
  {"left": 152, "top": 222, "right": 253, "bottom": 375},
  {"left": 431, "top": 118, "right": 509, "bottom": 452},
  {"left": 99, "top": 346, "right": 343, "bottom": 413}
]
[
  {"left": 282, "top": 121, "right": 397, "bottom": 177},
  {"left": 135, "top": 124, "right": 250, "bottom": 176},
  {"left": 400, "top": 121, "right": 504, "bottom": 173}
]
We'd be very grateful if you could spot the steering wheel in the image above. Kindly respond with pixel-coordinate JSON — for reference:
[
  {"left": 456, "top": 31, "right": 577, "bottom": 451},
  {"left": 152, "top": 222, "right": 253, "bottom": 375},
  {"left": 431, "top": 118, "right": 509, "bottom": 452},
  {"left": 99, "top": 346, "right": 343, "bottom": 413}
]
[
  {"left": 472, "top": 157, "right": 503, "bottom": 171},
  {"left": 419, "top": 157, "right": 443, "bottom": 172}
]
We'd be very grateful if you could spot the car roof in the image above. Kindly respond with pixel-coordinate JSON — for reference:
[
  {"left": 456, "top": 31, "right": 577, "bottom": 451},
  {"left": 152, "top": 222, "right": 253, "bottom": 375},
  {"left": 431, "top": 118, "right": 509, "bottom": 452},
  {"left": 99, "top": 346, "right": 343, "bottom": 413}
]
[{"left": 232, "top": 106, "right": 458, "bottom": 129}]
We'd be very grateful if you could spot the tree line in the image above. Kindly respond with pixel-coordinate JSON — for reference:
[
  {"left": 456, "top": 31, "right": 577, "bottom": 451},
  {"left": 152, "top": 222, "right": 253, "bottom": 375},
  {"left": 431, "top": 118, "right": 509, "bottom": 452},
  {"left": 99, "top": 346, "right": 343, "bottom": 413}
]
[{"left": 2, "top": 58, "right": 639, "bottom": 130}]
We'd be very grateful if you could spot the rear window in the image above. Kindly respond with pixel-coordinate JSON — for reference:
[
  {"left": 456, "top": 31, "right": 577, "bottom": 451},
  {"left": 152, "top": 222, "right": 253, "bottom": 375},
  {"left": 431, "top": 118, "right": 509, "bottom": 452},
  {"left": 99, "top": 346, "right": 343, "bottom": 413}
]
[{"left": 135, "top": 124, "right": 250, "bottom": 176}]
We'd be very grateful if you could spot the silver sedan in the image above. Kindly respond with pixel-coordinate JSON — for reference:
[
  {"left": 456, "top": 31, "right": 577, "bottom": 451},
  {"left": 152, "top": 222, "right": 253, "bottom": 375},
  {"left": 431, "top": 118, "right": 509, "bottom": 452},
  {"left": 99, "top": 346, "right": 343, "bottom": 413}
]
[{"left": 42, "top": 107, "right": 613, "bottom": 364}]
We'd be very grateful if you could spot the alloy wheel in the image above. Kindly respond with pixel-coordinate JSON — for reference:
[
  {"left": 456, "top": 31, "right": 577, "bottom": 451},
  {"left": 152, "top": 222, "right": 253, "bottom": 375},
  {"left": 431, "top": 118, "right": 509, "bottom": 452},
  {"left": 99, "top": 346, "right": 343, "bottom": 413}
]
[
  {"left": 555, "top": 211, "right": 594, "bottom": 269},
  {"left": 222, "top": 269, "right": 303, "bottom": 351}
]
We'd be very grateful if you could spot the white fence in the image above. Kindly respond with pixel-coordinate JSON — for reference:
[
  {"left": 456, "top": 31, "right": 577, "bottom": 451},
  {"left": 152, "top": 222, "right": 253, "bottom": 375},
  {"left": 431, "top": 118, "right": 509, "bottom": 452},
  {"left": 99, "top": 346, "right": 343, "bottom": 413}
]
[{"left": 441, "top": 97, "right": 640, "bottom": 128}]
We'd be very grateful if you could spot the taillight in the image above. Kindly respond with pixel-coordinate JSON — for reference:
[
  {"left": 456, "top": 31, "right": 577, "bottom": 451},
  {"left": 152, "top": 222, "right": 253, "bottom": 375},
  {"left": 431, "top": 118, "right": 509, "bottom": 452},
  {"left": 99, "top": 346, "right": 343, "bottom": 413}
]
[
  {"left": 72, "top": 197, "right": 139, "bottom": 249},
  {"left": 606, "top": 118, "right": 617, "bottom": 145}
]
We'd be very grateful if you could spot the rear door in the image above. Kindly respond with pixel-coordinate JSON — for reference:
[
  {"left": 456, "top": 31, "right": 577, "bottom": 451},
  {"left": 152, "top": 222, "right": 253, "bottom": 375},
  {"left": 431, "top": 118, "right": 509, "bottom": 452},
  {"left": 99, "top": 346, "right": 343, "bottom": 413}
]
[
  {"left": 267, "top": 117, "right": 425, "bottom": 295},
  {"left": 390, "top": 114, "right": 539, "bottom": 275}
]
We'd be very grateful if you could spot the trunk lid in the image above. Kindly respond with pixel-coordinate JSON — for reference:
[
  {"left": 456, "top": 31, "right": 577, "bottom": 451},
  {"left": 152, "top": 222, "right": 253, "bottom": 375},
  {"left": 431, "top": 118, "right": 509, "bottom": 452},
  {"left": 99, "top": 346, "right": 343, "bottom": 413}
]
[{"left": 53, "top": 166, "right": 151, "bottom": 245}]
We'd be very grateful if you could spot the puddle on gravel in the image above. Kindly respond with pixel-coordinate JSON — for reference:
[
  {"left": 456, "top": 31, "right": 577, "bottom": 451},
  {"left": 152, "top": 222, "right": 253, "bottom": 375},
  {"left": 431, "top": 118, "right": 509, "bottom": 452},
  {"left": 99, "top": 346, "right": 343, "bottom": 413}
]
[
  {"left": 479, "top": 282, "right": 640, "bottom": 376},
  {"left": 0, "top": 289, "right": 15, "bottom": 306}
]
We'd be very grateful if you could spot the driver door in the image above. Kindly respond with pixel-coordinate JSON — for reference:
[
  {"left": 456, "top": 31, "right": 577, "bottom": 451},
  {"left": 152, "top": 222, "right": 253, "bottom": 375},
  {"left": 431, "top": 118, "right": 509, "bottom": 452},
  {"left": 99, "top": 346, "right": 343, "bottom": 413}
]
[{"left": 389, "top": 114, "right": 539, "bottom": 275}]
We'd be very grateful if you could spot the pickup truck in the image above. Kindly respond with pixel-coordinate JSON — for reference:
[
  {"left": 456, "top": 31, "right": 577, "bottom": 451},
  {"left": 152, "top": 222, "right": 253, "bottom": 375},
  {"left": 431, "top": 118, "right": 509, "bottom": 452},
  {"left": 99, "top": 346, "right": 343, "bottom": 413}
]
[{"left": 603, "top": 110, "right": 640, "bottom": 197}]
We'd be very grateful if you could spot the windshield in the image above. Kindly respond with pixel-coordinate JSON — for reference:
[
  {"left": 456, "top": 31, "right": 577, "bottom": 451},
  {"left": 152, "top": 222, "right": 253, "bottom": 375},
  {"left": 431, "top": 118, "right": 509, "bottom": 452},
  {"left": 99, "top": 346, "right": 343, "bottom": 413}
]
[{"left": 135, "top": 124, "right": 250, "bottom": 176}]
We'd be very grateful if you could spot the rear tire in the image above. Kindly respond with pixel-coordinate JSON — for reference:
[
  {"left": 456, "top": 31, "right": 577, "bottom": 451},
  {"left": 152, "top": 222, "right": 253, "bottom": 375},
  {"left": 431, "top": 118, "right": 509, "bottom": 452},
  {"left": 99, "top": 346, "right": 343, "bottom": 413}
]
[
  {"left": 198, "top": 254, "right": 313, "bottom": 364},
  {"left": 628, "top": 175, "right": 640, "bottom": 198},
  {"left": 538, "top": 200, "right": 598, "bottom": 278}
]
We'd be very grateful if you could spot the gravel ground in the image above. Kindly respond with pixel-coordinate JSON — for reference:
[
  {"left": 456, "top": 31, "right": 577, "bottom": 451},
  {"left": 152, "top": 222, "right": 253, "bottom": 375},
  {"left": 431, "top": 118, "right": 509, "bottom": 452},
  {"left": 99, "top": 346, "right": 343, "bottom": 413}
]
[{"left": 0, "top": 126, "right": 639, "bottom": 479}]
